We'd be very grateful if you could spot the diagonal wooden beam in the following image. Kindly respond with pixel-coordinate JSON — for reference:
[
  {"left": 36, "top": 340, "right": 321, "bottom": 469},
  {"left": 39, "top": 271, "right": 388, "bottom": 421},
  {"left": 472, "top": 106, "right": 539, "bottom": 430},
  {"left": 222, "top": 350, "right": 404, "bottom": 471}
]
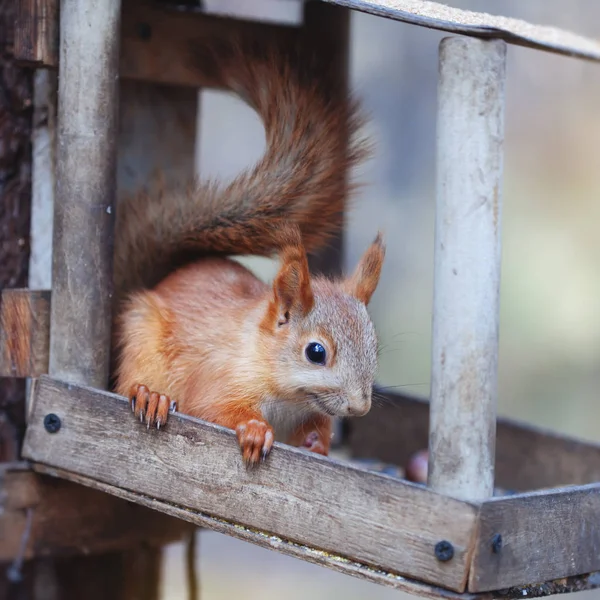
[{"left": 22, "top": 376, "right": 479, "bottom": 593}]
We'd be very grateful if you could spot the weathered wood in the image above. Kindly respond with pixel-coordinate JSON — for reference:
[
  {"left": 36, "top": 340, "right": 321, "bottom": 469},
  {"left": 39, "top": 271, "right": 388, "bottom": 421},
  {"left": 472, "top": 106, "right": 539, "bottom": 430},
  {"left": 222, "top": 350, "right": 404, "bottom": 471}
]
[
  {"left": 0, "top": 289, "right": 50, "bottom": 378},
  {"left": 23, "top": 376, "right": 479, "bottom": 592},
  {"left": 303, "top": 1, "right": 348, "bottom": 280},
  {"left": 14, "top": 0, "right": 59, "bottom": 66},
  {"left": 0, "top": 463, "right": 190, "bottom": 562},
  {"left": 50, "top": 0, "right": 121, "bottom": 388},
  {"left": 16, "top": 0, "right": 600, "bottom": 71},
  {"left": 321, "top": 0, "right": 600, "bottom": 63},
  {"left": 348, "top": 393, "right": 600, "bottom": 493},
  {"left": 469, "top": 485, "right": 600, "bottom": 592},
  {"left": 119, "top": 2, "right": 299, "bottom": 89},
  {"left": 32, "top": 464, "right": 479, "bottom": 600},
  {"left": 429, "top": 37, "right": 506, "bottom": 501}
]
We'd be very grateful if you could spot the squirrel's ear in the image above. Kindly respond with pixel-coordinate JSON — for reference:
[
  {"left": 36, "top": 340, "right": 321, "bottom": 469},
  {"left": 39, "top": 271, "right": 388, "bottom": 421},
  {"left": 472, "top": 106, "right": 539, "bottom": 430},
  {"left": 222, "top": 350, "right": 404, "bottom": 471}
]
[
  {"left": 269, "top": 244, "right": 314, "bottom": 326},
  {"left": 344, "top": 232, "right": 385, "bottom": 306}
]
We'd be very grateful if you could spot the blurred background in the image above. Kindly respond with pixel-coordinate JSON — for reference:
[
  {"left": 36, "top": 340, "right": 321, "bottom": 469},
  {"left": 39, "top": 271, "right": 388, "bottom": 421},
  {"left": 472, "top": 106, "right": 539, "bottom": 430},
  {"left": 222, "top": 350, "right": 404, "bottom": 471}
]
[{"left": 161, "top": 1, "right": 600, "bottom": 598}]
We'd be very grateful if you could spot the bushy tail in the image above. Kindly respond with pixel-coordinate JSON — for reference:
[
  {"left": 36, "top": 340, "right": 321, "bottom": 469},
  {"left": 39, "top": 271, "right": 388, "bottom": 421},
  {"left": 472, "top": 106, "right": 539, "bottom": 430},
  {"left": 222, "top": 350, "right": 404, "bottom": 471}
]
[{"left": 114, "top": 36, "right": 369, "bottom": 297}]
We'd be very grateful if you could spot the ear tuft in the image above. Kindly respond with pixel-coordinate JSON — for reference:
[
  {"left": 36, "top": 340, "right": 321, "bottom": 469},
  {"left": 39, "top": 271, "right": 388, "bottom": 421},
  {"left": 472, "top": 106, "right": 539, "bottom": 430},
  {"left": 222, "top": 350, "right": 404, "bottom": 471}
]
[
  {"left": 344, "top": 231, "right": 385, "bottom": 305},
  {"left": 269, "top": 237, "right": 314, "bottom": 327}
]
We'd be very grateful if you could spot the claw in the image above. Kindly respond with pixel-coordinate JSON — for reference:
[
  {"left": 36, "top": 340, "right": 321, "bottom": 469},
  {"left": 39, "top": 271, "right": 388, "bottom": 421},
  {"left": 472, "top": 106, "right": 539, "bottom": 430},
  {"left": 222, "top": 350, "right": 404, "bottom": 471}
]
[{"left": 129, "top": 384, "right": 173, "bottom": 430}]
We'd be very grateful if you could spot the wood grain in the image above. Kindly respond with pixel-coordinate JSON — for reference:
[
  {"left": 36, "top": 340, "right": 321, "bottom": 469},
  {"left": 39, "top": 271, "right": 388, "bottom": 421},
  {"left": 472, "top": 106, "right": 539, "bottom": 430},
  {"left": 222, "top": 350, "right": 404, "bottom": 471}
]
[
  {"left": 31, "top": 464, "right": 480, "bottom": 600},
  {"left": 14, "top": 0, "right": 59, "bottom": 66},
  {"left": 119, "top": 2, "right": 299, "bottom": 89},
  {"left": 0, "top": 463, "right": 190, "bottom": 562},
  {"left": 469, "top": 485, "right": 600, "bottom": 592},
  {"left": 348, "top": 393, "right": 600, "bottom": 492},
  {"left": 49, "top": 0, "right": 120, "bottom": 388},
  {"left": 429, "top": 37, "right": 506, "bottom": 501},
  {"left": 23, "top": 376, "right": 479, "bottom": 592},
  {"left": 0, "top": 289, "right": 50, "bottom": 378},
  {"left": 321, "top": 0, "right": 600, "bottom": 63}
]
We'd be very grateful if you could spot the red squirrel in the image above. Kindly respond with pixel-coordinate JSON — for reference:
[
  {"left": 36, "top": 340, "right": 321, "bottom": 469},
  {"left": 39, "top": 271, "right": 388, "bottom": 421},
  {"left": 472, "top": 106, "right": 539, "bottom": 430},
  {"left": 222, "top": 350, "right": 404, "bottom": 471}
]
[{"left": 112, "top": 37, "right": 385, "bottom": 466}]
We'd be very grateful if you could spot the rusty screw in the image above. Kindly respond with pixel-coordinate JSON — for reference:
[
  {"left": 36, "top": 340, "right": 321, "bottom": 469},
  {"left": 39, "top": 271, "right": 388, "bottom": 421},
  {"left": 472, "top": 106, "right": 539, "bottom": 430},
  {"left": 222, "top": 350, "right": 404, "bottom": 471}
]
[
  {"left": 43, "top": 413, "right": 61, "bottom": 433},
  {"left": 491, "top": 533, "right": 503, "bottom": 554},
  {"left": 435, "top": 540, "right": 454, "bottom": 562}
]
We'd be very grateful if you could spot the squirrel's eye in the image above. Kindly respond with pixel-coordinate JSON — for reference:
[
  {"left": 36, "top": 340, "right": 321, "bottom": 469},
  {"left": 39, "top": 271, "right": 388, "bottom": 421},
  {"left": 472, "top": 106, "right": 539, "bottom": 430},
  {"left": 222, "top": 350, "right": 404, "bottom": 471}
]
[{"left": 305, "top": 342, "right": 327, "bottom": 366}]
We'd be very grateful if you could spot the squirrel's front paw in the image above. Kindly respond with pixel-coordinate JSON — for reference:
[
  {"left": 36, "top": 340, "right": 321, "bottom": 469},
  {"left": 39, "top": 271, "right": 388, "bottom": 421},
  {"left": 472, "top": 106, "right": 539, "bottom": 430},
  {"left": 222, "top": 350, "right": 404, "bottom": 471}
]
[
  {"left": 302, "top": 431, "right": 328, "bottom": 456},
  {"left": 235, "top": 419, "right": 274, "bottom": 466},
  {"left": 130, "top": 384, "right": 177, "bottom": 429}
]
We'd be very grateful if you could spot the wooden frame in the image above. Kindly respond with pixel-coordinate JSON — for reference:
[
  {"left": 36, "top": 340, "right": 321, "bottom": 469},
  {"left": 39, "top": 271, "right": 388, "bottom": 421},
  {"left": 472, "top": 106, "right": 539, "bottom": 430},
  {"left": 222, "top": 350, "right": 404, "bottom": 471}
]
[
  {"left": 19, "top": 376, "right": 600, "bottom": 595},
  {"left": 5, "top": 0, "right": 600, "bottom": 597}
]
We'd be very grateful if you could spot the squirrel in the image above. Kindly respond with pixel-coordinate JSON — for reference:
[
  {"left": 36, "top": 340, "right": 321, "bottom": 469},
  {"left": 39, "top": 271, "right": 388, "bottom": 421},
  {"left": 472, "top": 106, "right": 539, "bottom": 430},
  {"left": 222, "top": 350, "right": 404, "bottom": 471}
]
[{"left": 111, "top": 36, "right": 385, "bottom": 466}]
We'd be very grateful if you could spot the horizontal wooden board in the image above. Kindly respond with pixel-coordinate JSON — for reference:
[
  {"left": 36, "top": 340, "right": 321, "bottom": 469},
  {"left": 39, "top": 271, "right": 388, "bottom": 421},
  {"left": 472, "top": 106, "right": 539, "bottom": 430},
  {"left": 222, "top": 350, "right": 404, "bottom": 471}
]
[
  {"left": 470, "top": 484, "right": 600, "bottom": 592},
  {"left": 348, "top": 393, "right": 600, "bottom": 492},
  {"left": 0, "top": 289, "right": 50, "bottom": 377},
  {"left": 0, "top": 462, "right": 190, "bottom": 561},
  {"left": 31, "top": 465, "right": 479, "bottom": 600},
  {"left": 120, "top": 3, "right": 300, "bottom": 89},
  {"left": 323, "top": 0, "right": 600, "bottom": 62},
  {"left": 22, "top": 376, "right": 479, "bottom": 592}
]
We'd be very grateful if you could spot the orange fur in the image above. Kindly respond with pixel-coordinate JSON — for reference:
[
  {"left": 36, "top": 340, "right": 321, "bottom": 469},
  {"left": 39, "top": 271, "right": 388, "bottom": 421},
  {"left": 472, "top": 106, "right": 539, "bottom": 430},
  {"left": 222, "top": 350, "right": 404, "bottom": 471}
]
[{"left": 113, "top": 37, "right": 386, "bottom": 465}]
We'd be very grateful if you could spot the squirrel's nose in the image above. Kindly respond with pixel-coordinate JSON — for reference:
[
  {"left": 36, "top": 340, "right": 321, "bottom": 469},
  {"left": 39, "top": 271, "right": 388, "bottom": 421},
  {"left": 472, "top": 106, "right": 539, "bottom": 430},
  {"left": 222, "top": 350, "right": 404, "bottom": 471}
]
[{"left": 346, "top": 391, "right": 371, "bottom": 417}]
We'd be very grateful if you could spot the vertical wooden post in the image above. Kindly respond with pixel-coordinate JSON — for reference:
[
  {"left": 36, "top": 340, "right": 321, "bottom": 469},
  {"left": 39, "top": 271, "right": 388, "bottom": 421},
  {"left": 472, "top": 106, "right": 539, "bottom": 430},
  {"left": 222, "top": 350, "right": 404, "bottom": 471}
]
[
  {"left": 302, "top": 0, "right": 349, "bottom": 279},
  {"left": 50, "top": 0, "right": 121, "bottom": 388},
  {"left": 428, "top": 37, "right": 507, "bottom": 501}
]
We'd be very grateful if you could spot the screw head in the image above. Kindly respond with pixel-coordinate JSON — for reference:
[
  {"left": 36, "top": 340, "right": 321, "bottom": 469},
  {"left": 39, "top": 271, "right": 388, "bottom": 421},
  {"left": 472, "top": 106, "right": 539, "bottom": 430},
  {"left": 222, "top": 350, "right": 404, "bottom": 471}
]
[
  {"left": 43, "top": 413, "right": 61, "bottom": 433},
  {"left": 491, "top": 533, "right": 503, "bottom": 554},
  {"left": 435, "top": 540, "right": 454, "bottom": 562}
]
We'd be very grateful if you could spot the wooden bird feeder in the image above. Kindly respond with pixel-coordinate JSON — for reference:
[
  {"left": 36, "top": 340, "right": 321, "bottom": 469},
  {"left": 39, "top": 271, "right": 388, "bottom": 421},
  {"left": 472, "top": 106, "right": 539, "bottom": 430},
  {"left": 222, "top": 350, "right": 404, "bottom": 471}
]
[{"left": 3, "top": 0, "right": 600, "bottom": 597}]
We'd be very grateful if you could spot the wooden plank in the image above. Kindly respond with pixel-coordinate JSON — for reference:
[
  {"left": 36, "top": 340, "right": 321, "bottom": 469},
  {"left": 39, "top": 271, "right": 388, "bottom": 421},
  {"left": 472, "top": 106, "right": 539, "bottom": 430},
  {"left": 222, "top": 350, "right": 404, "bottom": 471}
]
[
  {"left": 22, "top": 376, "right": 479, "bottom": 592},
  {"left": 26, "top": 464, "right": 478, "bottom": 600},
  {"left": 322, "top": 0, "right": 600, "bottom": 63},
  {"left": 429, "top": 37, "right": 506, "bottom": 501},
  {"left": 50, "top": 0, "right": 121, "bottom": 388},
  {"left": 0, "top": 289, "right": 50, "bottom": 378},
  {"left": 469, "top": 485, "right": 600, "bottom": 592},
  {"left": 14, "top": 0, "right": 59, "bottom": 66},
  {"left": 348, "top": 394, "right": 600, "bottom": 493},
  {"left": 119, "top": 2, "right": 299, "bottom": 89},
  {"left": 0, "top": 463, "right": 190, "bottom": 561}
]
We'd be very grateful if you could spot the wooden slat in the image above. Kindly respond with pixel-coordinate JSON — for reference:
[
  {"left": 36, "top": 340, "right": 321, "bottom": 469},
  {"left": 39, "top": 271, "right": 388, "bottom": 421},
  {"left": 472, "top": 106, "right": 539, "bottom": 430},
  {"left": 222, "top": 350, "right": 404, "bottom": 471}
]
[
  {"left": 469, "top": 485, "right": 600, "bottom": 592},
  {"left": 0, "top": 289, "right": 50, "bottom": 377},
  {"left": 0, "top": 463, "right": 190, "bottom": 561},
  {"left": 348, "top": 394, "right": 600, "bottom": 492},
  {"left": 14, "top": 0, "right": 59, "bottom": 66},
  {"left": 22, "top": 376, "right": 479, "bottom": 593},
  {"left": 119, "top": 2, "right": 299, "bottom": 89},
  {"left": 31, "top": 465, "right": 479, "bottom": 600},
  {"left": 322, "top": 0, "right": 600, "bottom": 63}
]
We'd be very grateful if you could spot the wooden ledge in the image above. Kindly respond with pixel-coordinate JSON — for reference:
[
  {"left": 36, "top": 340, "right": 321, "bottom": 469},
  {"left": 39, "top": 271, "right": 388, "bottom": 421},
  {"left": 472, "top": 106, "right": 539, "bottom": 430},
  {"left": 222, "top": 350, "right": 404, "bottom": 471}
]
[
  {"left": 23, "top": 376, "right": 479, "bottom": 593},
  {"left": 19, "top": 376, "right": 600, "bottom": 594}
]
